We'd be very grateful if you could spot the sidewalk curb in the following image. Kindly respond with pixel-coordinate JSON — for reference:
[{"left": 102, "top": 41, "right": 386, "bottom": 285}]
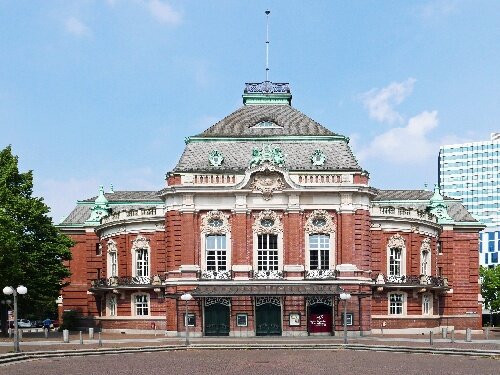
[{"left": 0, "top": 343, "right": 499, "bottom": 366}]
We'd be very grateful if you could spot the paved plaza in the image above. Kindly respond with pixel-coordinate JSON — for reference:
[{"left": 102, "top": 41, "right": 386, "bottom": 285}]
[{"left": 0, "top": 348, "right": 499, "bottom": 375}]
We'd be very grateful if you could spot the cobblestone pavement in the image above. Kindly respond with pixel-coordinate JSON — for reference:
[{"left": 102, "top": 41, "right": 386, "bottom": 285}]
[{"left": 1, "top": 349, "right": 499, "bottom": 375}]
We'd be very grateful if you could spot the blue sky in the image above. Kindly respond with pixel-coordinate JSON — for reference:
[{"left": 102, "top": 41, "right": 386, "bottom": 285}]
[{"left": 1, "top": 0, "right": 500, "bottom": 222}]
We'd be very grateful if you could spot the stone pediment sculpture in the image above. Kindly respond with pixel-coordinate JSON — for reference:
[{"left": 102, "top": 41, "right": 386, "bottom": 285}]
[
  {"left": 250, "top": 171, "right": 286, "bottom": 200},
  {"left": 249, "top": 144, "right": 286, "bottom": 168}
]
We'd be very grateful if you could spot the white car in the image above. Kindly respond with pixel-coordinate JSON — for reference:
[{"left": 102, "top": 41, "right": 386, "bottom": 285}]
[{"left": 17, "top": 319, "right": 32, "bottom": 328}]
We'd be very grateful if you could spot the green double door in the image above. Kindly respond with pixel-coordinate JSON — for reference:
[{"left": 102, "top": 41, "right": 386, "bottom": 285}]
[
  {"left": 256, "top": 303, "right": 282, "bottom": 336},
  {"left": 204, "top": 303, "right": 230, "bottom": 336}
]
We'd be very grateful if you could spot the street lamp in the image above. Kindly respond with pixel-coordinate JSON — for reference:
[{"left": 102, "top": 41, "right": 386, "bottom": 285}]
[
  {"left": 339, "top": 292, "right": 351, "bottom": 345},
  {"left": 3, "top": 285, "right": 28, "bottom": 352},
  {"left": 180, "top": 292, "right": 193, "bottom": 346}
]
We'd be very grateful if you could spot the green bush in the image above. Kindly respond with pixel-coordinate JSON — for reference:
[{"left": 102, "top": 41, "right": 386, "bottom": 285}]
[{"left": 59, "top": 310, "right": 79, "bottom": 331}]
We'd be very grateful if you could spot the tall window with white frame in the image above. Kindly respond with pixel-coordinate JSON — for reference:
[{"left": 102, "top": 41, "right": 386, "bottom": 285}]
[
  {"left": 309, "top": 234, "right": 330, "bottom": 269},
  {"left": 420, "top": 238, "right": 432, "bottom": 276},
  {"left": 206, "top": 234, "right": 227, "bottom": 271},
  {"left": 107, "top": 239, "right": 118, "bottom": 278},
  {"left": 389, "top": 293, "right": 404, "bottom": 315},
  {"left": 134, "top": 293, "right": 149, "bottom": 316},
  {"left": 422, "top": 293, "right": 432, "bottom": 315},
  {"left": 107, "top": 294, "right": 117, "bottom": 316},
  {"left": 200, "top": 211, "right": 232, "bottom": 278},
  {"left": 257, "top": 233, "right": 279, "bottom": 271},
  {"left": 131, "top": 235, "right": 150, "bottom": 279},
  {"left": 387, "top": 234, "right": 406, "bottom": 279},
  {"left": 389, "top": 248, "right": 402, "bottom": 276}
]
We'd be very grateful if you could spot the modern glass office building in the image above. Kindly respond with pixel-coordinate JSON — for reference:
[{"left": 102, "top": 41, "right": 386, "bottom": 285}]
[{"left": 439, "top": 133, "right": 500, "bottom": 268}]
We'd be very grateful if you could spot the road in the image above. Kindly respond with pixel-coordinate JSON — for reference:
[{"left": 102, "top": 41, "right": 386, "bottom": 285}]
[{"left": 1, "top": 349, "right": 498, "bottom": 375}]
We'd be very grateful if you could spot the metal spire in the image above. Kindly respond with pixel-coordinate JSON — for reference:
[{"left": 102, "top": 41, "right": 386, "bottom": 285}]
[{"left": 265, "top": 10, "right": 270, "bottom": 82}]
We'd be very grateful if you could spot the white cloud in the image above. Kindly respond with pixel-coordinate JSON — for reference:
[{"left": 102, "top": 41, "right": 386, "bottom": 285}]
[
  {"left": 360, "top": 78, "right": 416, "bottom": 124},
  {"left": 146, "top": 0, "right": 182, "bottom": 26},
  {"left": 357, "top": 110, "right": 439, "bottom": 165},
  {"left": 65, "top": 17, "right": 91, "bottom": 37}
]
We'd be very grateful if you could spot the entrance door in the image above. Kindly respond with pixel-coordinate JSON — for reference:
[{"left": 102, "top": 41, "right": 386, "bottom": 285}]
[
  {"left": 255, "top": 298, "right": 282, "bottom": 336},
  {"left": 308, "top": 303, "right": 332, "bottom": 335},
  {"left": 204, "top": 302, "right": 230, "bottom": 336}
]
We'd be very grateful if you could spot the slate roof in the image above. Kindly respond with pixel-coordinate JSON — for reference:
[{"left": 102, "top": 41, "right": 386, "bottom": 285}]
[
  {"left": 372, "top": 189, "right": 478, "bottom": 223},
  {"left": 197, "top": 105, "right": 338, "bottom": 138},
  {"left": 174, "top": 141, "right": 361, "bottom": 173},
  {"left": 59, "top": 191, "right": 161, "bottom": 226}
]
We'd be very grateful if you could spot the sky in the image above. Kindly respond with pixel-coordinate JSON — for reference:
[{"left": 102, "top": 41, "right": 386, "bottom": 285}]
[{"left": 1, "top": 0, "right": 500, "bottom": 222}]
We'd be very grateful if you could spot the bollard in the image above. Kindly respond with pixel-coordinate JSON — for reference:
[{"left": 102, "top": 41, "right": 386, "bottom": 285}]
[
  {"left": 441, "top": 327, "right": 447, "bottom": 339},
  {"left": 79, "top": 331, "right": 83, "bottom": 344},
  {"left": 485, "top": 327, "right": 490, "bottom": 339},
  {"left": 465, "top": 328, "right": 472, "bottom": 342},
  {"left": 44, "top": 328, "right": 48, "bottom": 338},
  {"left": 98, "top": 332, "right": 102, "bottom": 347},
  {"left": 63, "top": 329, "right": 69, "bottom": 343},
  {"left": 89, "top": 327, "right": 94, "bottom": 340},
  {"left": 8, "top": 328, "right": 12, "bottom": 339},
  {"left": 429, "top": 331, "right": 433, "bottom": 345},
  {"left": 18, "top": 329, "right": 22, "bottom": 341},
  {"left": 451, "top": 330, "right": 455, "bottom": 343}
]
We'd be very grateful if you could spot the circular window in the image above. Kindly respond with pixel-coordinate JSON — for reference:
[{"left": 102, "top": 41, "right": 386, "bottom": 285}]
[
  {"left": 208, "top": 218, "right": 223, "bottom": 227},
  {"left": 261, "top": 218, "right": 275, "bottom": 227},
  {"left": 312, "top": 218, "right": 327, "bottom": 227}
]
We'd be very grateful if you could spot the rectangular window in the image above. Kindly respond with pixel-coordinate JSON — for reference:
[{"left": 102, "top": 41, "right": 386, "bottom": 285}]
[
  {"left": 438, "top": 266, "right": 443, "bottom": 277},
  {"left": 421, "top": 251, "right": 429, "bottom": 275},
  {"left": 134, "top": 294, "right": 149, "bottom": 316},
  {"left": 95, "top": 243, "right": 102, "bottom": 256},
  {"left": 110, "top": 252, "right": 118, "bottom": 277},
  {"left": 136, "top": 249, "right": 149, "bottom": 277},
  {"left": 389, "top": 293, "right": 404, "bottom": 315},
  {"left": 488, "top": 232, "right": 495, "bottom": 252},
  {"left": 389, "top": 248, "right": 402, "bottom": 276},
  {"left": 492, "top": 252, "right": 498, "bottom": 264},
  {"left": 108, "top": 294, "right": 117, "bottom": 316},
  {"left": 206, "top": 235, "right": 227, "bottom": 271},
  {"left": 309, "top": 234, "right": 330, "bottom": 270},
  {"left": 422, "top": 294, "right": 431, "bottom": 315},
  {"left": 437, "top": 241, "right": 443, "bottom": 255},
  {"left": 257, "top": 234, "right": 278, "bottom": 271}
]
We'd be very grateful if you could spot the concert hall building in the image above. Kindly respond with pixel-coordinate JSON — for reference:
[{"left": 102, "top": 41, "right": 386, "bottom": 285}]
[{"left": 57, "top": 80, "right": 483, "bottom": 336}]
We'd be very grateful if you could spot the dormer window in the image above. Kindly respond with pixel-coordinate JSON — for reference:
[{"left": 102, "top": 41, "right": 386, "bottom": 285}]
[{"left": 251, "top": 120, "right": 282, "bottom": 129}]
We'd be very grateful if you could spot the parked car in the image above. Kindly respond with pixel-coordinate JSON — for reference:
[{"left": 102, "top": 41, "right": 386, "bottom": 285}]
[
  {"left": 51, "top": 319, "right": 59, "bottom": 328},
  {"left": 32, "top": 320, "right": 43, "bottom": 328},
  {"left": 9, "top": 319, "right": 32, "bottom": 328}
]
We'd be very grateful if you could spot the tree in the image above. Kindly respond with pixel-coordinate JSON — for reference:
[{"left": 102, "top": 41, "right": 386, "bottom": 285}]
[
  {"left": 480, "top": 265, "right": 500, "bottom": 323},
  {"left": 0, "top": 145, "right": 72, "bottom": 323}
]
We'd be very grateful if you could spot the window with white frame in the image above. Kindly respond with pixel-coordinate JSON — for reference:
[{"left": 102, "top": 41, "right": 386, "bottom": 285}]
[
  {"left": 252, "top": 210, "right": 283, "bottom": 272},
  {"left": 420, "top": 238, "right": 432, "bottom": 276},
  {"left": 422, "top": 293, "right": 432, "bottom": 315},
  {"left": 107, "top": 239, "right": 118, "bottom": 278},
  {"left": 389, "top": 293, "right": 405, "bottom": 315},
  {"left": 107, "top": 293, "right": 117, "bottom": 316},
  {"left": 200, "top": 211, "right": 232, "bottom": 274},
  {"left": 257, "top": 234, "right": 279, "bottom": 271},
  {"left": 131, "top": 235, "right": 150, "bottom": 278},
  {"left": 133, "top": 293, "right": 149, "bottom": 316},
  {"left": 389, "top": 248, "right": 402, "bottom": 276},
  {"left": 206, "top": 234, "right": 227, "bottom": 271},
  {"left": 309, "top": 234, "right": 330, "bottom": 270},
  {"left": 304, "top": 210, "right": 336, "bottom": 271},
  {"left": 387, "top": 234, "right": 406, "bottom": 278}
]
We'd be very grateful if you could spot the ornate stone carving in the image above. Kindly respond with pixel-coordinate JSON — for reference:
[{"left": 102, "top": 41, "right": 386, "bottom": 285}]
[
  {"left": 201, "top": 270, "right": 232, "bottom": 280},
  {"left": 208, "top": 150, "right": 224, "bottom": 167},
  {"left": 205, "top": 297, "right": 231, "bottom": 307},
  {"left": 420, "top": 237, "right": 431, "bottom": 253},
  {"left": 387, "top": 233, "right": 405, "bottom": 249},
  {"left": 306, "top": 296, "right": 333, "bottom": 307},
  {"left": 253, "top": 270, "right": 283, "bottom": 279},
  {"left": 255, "top": 296, "right": 281, "bottom": 307},
  {"left": 250, "top": 171, "right": 285, "bottom": 200},
  {"left": 107, "top": 239, "right": 117, "bottom": 254},
  {"left": 249, "top": 144, "right": 286, "bottom": 168},
  {"left": 131, "top": 235, "right": 150, "bottom": 251},
  {"left": 252, "top": 210, "right": 283, "bottom": 235},
  {"left": 305, "top": 210, "right": 335, "bottom": 234},
  {"left": 311, "top": 149, "right": 326, "bottom": 166},
  {"left": 201, "top": 210, "right": 230, "bottom": 235}
]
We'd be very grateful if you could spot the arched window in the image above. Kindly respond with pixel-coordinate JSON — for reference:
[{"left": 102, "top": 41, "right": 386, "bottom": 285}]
[
  {"left": 106, "top": 293, "right": 117, "bottom": 316},
  {"left": 422, "top": 293, "right": 432, "bottom": 315},
  {"left": 131, "top": 235, "right": 150, "bottom": 279}
]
